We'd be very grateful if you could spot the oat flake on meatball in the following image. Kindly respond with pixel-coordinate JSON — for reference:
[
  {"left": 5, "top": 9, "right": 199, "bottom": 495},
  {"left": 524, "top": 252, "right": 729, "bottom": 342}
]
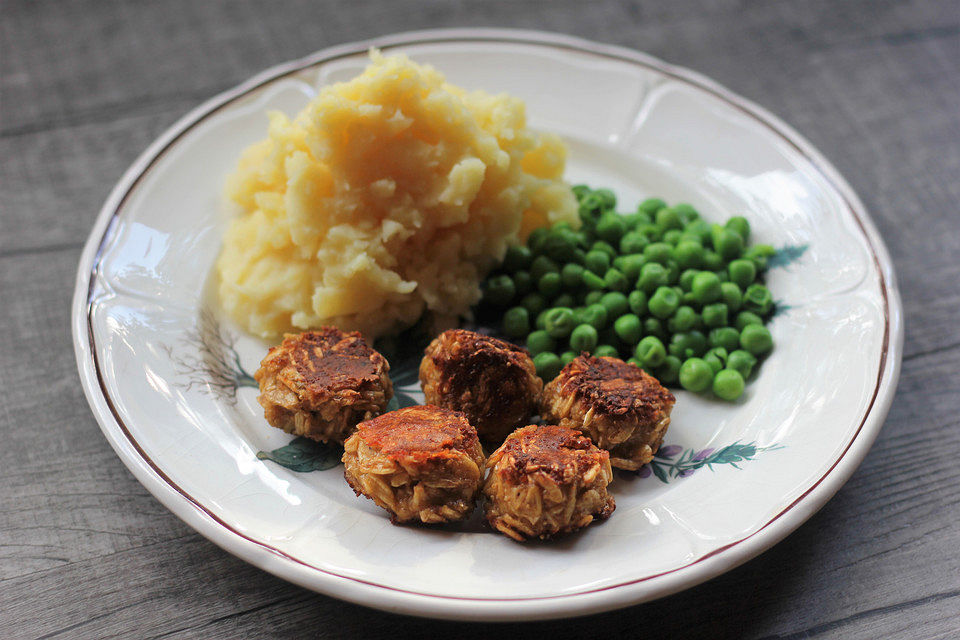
[
  {"left": 540, "top": 354, "right": 675, "bottom": 471},
  {"left": 483, "top": 424, "right": 615, "bottom": 541},
  {"left": 342, "top": 405, "right": 485, "bottom": 524},
  {"left": 419, "top": 329, "right": 542, "bottom": 444},
  {"left": 254, "top": 327, "right": 392, "bottom": 444}
]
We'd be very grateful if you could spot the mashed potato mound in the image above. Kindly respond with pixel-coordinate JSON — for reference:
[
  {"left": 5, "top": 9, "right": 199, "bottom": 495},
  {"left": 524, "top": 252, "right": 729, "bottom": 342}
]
[{"left": 217, "top": 51, "right": 578, "bottom": 339}]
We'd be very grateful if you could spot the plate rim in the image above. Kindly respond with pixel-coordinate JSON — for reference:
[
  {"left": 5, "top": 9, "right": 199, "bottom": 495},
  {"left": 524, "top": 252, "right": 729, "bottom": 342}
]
[{"left": 71, "top": 27, "right": 904, "bottom": 621}]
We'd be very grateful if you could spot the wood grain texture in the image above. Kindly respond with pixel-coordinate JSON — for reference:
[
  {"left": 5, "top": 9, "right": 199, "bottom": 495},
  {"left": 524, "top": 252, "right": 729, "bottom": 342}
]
[{"left": 1, "top": 0, "right": 959, "bottom": 638}]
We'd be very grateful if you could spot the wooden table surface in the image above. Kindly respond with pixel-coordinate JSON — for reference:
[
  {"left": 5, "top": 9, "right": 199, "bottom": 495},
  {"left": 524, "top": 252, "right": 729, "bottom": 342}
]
[{"left": 2, "top": 1, "right": 959, "bottom": 637}]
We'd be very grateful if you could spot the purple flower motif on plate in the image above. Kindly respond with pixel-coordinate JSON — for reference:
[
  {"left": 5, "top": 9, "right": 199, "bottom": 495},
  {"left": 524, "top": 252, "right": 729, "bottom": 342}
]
[
  {"left": 638, "top": 466, "right": 652, "bottom": 478},
  {"left": 693, "top": 448, "right": 715, "bottom": 462},
  {"left": 658, "top": 445, "right": 682, "bottom": 459}
]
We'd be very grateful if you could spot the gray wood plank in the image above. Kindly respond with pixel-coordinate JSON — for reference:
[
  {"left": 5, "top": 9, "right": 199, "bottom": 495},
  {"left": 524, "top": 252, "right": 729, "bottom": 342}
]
[{"left": 2, "top": 0, "right": 959, "bottom": 637}]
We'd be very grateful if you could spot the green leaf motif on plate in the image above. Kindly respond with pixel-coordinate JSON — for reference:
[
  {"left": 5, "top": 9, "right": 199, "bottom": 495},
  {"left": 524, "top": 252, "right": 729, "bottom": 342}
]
[
  {"left": 256, "top": 437, "right": 343, "bottom": 472},
  {"left": 642, "top": 441, "right": 783, "bottom": 483},
  {"left": 768, "top": 243, "right": 809, "bottom": 269}
]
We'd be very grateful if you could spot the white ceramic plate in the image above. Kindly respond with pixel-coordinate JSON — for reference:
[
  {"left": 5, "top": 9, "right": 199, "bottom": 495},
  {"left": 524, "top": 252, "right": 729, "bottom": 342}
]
[{"left": 72, "top": 29, "right": 902, "bottom": 621}]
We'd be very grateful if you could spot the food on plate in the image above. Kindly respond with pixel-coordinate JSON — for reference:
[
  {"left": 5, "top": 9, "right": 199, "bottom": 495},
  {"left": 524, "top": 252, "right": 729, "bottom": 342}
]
[
  {"left": 482, "top": 424, "right": 615, "bottom": 541},
  {"left": 478, "top": 186, "right": 777, "bottom": 400},
  {"left": 254, "top": 327, "right": 392, "bottom": 443},
  {"left": 342, "top": 405, "right": 485, "bottom": 524},
  {"left": 217, "top": 50, "right": 578, "bottom": 340},
  {"left": 540, "top": 353, "right": 675, "bottom": 470},
  {"left": 419, "top": 329, "right": 542, "bottom": 444}
]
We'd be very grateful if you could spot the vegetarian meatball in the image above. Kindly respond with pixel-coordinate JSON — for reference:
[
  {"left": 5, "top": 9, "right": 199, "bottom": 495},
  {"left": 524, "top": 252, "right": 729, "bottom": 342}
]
[
  {"left": 419, "top": 329, "right": 542, "bottom": 444},
  {"left": 483, "top": 424, "right": 615, "bottom": 541},
  {"left": 342, "top": 405, "right": 485, "bottom": 524},
  {"left": 255, "top": 328, "right": 392, "bottom": 444},
  {"left": 540, "top": 354, "right": 675, "bottom": 471}
]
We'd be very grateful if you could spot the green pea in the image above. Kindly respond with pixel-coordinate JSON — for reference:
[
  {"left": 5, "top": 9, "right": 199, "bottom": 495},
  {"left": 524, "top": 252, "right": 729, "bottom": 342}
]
[
  {"left": 636, "top": 223, "right": 662, "bottom": 242},
  {"left": 538, "top": 272, "right": 562, "bottom": 297},
  {"left": 627, "top": 357, "right": 644, "bottom": 368},
  {"left": 644, "top": 317, "right": 666, "bottom": 340},
  {"left": 502, "top": 306, "right": 529, "bottom": 338},
  {"left": 656, "top": 355, "right": 683, "bottom": 384},
  {"left": 571, "top": 184, "right": 591, "bottom": 201},
  {"left": 594, "top": 188, "right": 616, "bottom": 210},
  {"left": 637, "top": 262, "right": 669, "bottom": 293},
  {"left": 614, "top": 314, "right": 643, "bottom": 344},
  {"left": 713, "top": 368, "right": 745, "bottom": 400},
  {"left": 691, "top": 271, "right": 722, "bottom": 304},
  {"left": 668, "top": 305, "right": 699, "bottom": 333},
  {"left": 581, "top": 303, "right": 609, "bottom": 330},
  {"left": 536, "top": 308, "right": 550, "bottom": 330},
  {"left": 673, "top": 203, "right": 700, "bottom": 223},
  {"left": 679, "top": 269, "right": 700, "bottom": 292},
  {"left": 669, "top": 330, "right": 707, "bottom": 359},
  {"left": 685, "top": 218, "right": 712, "bottom": 244},
  {"left": 521, "top": 292, "right": 548, "bottom": 316},
  {"left": 513, "top": 270, "right": 533, "bottom": 296},
  {"left": 644, "top": 242, "right": 673, "bottom": 265},
  {"left": 665, "top": 259, "right": 681, "bottom": 284},
  {"left": 596, "top": 213, "right": 626, "bottom": 244},
  {"left": 673, "top": 240, "right": 704, "bottom": 269},
  {"left": 560, "top": 351, "right": 578, "bottom": 366},
  {"left": 604, "top": 268, "right": 629, "bottom": 292},
  {"left": 581, "top": 270, "right": 606, "bottom": 290},
  {"left": 702, "top": 250, "right": 723, "bottom": 271},
  {"left": 530, "top": 255, "right": 559, "bottom": 281},
  {"left": 543, "top": 307, "right": 576, "bottom": 338},
  {"left": 649, "top": 286, "right": 681, "bottom": 319},
  {"left": 484, "top": 274, "right": 515, "bottom": 306},
  {"left": 743, "top": 284, "right": 774, "bottom": 316},
  {"left": 728, "top": 259, "right": 756, "bottom": 289},
  {"left": 663, "top": 229, "right": 683, "bottom": 246},
  {"left": 583, "top": 290, "right": 604, "bottom": 306},
  {"left": 527, "top": 227, "right": 549, "bottom": 254},
  {"left": 591, "top": 240, "right": 617, "bottom": 257},
  {"left": 570, "top": 324, "right": 599, "bottom": 352},
  {"left": 553, "top": 293, "right": 576, "bottom": 309},
  {"left": 655, "top": 207, "right": 684, "bottom": 232},
  {"left": 620, "top": 231, "right": 649, "bottom": 255},
  {"left": 600, "top": 292, "right": 629, "bottom": 319},
  {"left": 534, "top": 352, "right": 563, "bottom": 381},
  {"left": 619, "top": 254, "right": 647, "bottom": 281},
  {"left": 709, "top": 327, "right": 741, "bottom": 352},
  {"left": 725, "top": 216, "right": 750, "bottom": 241},
  {"left": 571, "top": 247, "right": 588, "bottom": 265},
  {"left": 740, "top": 324, "right": 773, "bottom": 355},
  {"left": 735, "top": 311, "right": 764, "bottom": 331},
  {"left": 584, "top": 250, "right": 610, "bottom": 275},
  {"left": 503, "top": 244, "right": 532, "bottom": 272},
  {"left": 702, "top": 303, "right": 729, "bottom": 328},
  {"left": 628, "top": 289, "right": 648, "bottom": 316},
  {"left": 711, "top": 225, "right": 744, "bottom": 260},
  {"left": 542, "top": 229, "right": 580, "bottom": 263},
  {"left": 638, "top": 198, "right": 667, "bottom": 215},
  {"left": 679, "top": 358, "right": 713, "bottom": 392},
  {"left": 727, "top": 349, "right": 757, "bottom": 379},
  {"left": 594, "top": 345, "right": 620, "bottom": 358},
  {"left": 720, "top": 282, "right": 743, "bottom": 311},
  {"left": 526, "top": 330, "right": 555, "bottom": 356},
  {"left": 744, "top": 244, "right": 776, "bottom": 271},
  {"left": 561, "top": 263, "right": 584, "bottom": 289},
  {"left": 635, "top": 336, "right": 667, "bottom": 367},
  {"left": 704, "top": 347, "right": 728, "bottom": 374}
]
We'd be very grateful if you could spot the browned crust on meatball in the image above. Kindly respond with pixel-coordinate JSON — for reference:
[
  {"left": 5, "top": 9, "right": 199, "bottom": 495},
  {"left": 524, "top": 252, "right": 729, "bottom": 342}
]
[
  {"left": 419, "top": 329, "right": 542, "bottom": 444},
  {"left": 482, "top": 425, "right": 615, "bottom": 541},
  {"left": 255, "top": 328, "right": 392, "bottom": 444},
  {"left": 342, "top": 406, "right": 485, "bottom": 524},
  {"left": 540, "top": 354, "right": 675, "bottom": 471}
]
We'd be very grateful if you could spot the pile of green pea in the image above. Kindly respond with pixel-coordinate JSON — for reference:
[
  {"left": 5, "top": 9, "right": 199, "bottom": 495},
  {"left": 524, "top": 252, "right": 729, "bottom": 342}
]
[{"left": 479, "top": 186, "right": 777, "bottom": 401}]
